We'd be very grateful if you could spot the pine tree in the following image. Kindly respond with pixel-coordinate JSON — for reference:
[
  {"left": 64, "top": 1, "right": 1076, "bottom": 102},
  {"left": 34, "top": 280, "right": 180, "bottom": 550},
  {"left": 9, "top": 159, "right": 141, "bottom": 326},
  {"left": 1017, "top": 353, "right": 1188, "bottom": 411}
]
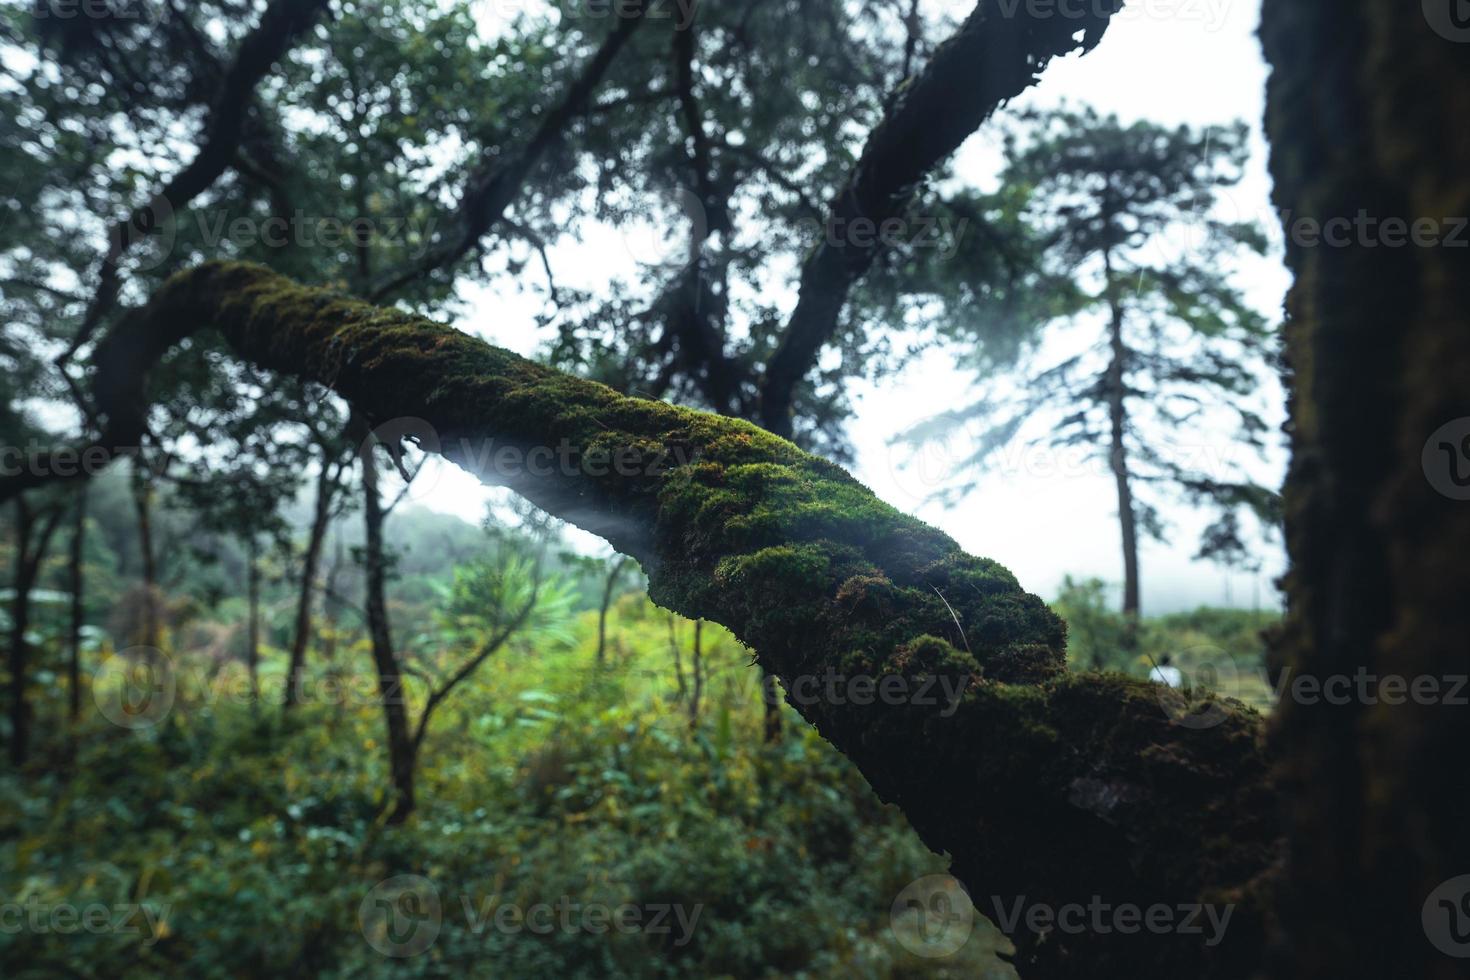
[{"left": 906, "top": 107, "right": 1280, "bottom": 630}]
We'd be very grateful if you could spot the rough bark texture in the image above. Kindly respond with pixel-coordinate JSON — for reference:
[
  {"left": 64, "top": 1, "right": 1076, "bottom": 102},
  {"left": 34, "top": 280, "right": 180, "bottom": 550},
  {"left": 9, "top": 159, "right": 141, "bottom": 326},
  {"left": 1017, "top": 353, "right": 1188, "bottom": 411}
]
[
  {"left": 1261, "top": 3, "right": 1470, "bottom": 977},
  {"left": 63, "top": 260, "right": 1280, "bottom": 975}
]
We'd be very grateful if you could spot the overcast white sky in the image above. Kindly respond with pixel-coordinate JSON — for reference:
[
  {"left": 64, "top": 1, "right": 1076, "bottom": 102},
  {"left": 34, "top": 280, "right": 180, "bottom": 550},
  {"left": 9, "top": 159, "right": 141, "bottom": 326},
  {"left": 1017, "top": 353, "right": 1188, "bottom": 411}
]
[{"left": 411, "top": 0, "right": 1290, "bottom": 614}]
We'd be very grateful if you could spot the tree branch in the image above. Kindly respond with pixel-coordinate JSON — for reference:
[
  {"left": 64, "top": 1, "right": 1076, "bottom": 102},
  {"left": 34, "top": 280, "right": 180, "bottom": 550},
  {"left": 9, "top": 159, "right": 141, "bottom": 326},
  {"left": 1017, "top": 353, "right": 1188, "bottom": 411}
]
[
  {"left": 367, "top": 14, "right": 650, "bottom": 302},
  {"left": 410, "top": 588, "right": 540, "bottom": 753},
  {"left": 756, "top": 0, "right": 1125, "bottom": 436},
  {"left": 62, "top": 0, "right": 333, "bottom": 361},
  {"left": 3, "top": 260, "right": 1277, "bottom": 975}
]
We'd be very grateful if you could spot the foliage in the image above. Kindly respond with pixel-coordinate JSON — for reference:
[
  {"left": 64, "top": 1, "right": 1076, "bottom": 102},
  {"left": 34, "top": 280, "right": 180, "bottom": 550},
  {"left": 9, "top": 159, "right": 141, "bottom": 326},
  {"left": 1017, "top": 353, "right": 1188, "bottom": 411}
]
[
  {"left": 904, "top": 106, "right": 1281, "bottom": 576},
  {"left": 0, "top": 4, "right": 1297, "bottom": 975},
  {"left": 1053, "top": 576, "right": 1278, "bottom": 713},
  {"left": 0, "top": 590, "right": 1019, "bottom": 979}
]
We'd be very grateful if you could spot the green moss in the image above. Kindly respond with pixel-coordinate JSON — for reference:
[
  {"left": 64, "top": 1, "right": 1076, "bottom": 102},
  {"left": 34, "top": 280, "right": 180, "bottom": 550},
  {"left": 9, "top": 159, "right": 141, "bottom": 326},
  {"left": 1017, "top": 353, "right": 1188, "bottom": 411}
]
[
  {"left": 100, "top": 261, "right": 1278, "bottom": 977},
  {"left": 886, "top": 633, "right": 977, "bottom": 677},
  {"left": 714, "top": 543, "right": 832, "bottom": 588}
]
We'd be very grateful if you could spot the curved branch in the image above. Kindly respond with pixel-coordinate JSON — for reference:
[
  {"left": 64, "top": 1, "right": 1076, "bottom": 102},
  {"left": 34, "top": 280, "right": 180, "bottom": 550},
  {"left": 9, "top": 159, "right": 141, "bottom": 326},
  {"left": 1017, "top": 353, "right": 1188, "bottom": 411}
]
[
  {"left": 65, "top": 0, "right": 333, "bottom": 359},
  {"left": 410, "top": 590, "right": 539, "bottom": 754},
  {"left": 24, "top": 261, "right": 1277, "bottom": 977},
  {"left": 756, "top": 0, "right": 1125, "bottom": 436},
  {"left": 368, "top": 14, "right": 650, "bottom": 302}
]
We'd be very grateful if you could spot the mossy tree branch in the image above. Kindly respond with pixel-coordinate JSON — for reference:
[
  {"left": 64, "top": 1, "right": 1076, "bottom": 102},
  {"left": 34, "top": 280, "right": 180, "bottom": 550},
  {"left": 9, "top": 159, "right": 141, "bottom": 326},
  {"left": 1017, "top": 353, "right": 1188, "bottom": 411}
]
[{"left": 21, "top": 261, "right": 1279, "bottom": 977}]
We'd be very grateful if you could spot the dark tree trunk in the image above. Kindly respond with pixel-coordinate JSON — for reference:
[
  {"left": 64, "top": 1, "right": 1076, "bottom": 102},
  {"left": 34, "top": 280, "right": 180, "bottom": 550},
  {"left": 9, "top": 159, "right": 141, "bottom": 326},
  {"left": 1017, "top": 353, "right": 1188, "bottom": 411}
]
[
  {"left": 322, "top": 533, "right": 345, "bottom": 664},
  {"left": 595, "top": 556, "right": 627, "bottom": 667},
  {"left": 245, "top": 536, "right": 260, "bottom": 701},
  {"left": 131, "top": 468, "right": 160, "bottom": 648},
  {"left": 356, "top": 420, "right": 416, "bottom": 824},
  {"left": 8, "top": 500, "right": 35, "bottom": 768},
  {"left": 67, "top": 488, "right": 86, "bottom": 724},
  {"left": 1261, "top": 1, "right": 1470, "bottom": 977},
  {"left": 688, "top": 619, "right": 703, "bottom": 729},
  {"left": 8, "top": 498, "right": 62, "bottom": 767},
  {"left": 667, "top": 615, "right": 687, "bottom": 700},
  {"left": 284, "top": 456, "right": 336, "bottom": 708},
  {"left": 1103, "top": 263, "right": 1141, "bottom": 633},
  {"left": 760, "top": 670, "right": 782, "bottom": 743}
]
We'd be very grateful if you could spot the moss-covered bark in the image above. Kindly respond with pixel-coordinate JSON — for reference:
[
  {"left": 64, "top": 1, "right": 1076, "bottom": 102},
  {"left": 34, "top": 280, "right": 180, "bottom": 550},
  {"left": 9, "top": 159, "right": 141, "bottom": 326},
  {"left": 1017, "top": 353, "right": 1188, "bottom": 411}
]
[
  {"left": 1261, "top": 3, "right": 1470, "bottom": 978},
  {"left": 67, "top": 260, "right": 1279, "bottom": 976}
]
